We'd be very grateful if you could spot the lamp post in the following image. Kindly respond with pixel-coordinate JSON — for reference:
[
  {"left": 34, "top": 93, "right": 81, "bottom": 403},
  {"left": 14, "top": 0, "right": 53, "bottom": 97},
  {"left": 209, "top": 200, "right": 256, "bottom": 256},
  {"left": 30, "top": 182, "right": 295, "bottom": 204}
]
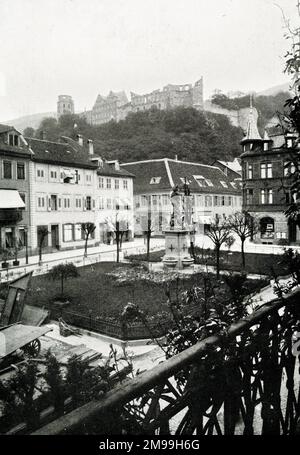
[{"left": 24, "top": 226, "right": 29, "bottom": 265}]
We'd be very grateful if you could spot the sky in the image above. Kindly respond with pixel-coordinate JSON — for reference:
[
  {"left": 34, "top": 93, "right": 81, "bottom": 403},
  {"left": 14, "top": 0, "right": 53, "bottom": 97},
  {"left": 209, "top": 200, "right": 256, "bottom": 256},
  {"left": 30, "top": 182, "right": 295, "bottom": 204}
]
[{"left": 0, "top": 0, "right": 297, "bottom": 121}]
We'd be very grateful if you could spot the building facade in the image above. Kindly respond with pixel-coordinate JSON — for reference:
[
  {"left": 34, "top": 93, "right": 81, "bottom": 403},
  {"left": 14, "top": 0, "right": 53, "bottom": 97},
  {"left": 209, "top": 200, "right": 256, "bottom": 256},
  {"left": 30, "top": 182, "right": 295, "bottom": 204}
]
[
  {"left": 121, "top": 158, "right": 242, "bottom": 236},
  {"left": 24, "top": 135, "right": 135, "bottom": 255},
  {"left": 0, "top": 125, "right": 32, "bottom": 258},
  {"left": 241, "top": 108, "right": 299, "bottom": 244},
  {"left": 89, "top": 78, "right": 204, "bottom": 126}
]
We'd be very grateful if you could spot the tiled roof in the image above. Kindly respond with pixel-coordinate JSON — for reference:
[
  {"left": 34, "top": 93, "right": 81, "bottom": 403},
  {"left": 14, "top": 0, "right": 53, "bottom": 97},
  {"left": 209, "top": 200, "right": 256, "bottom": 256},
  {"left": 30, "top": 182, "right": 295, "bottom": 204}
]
[
  {"left": 60, "top": 136, "right": 134, "bottom": 177},
  {"left": 0, "top": 123, "right": 16, "bottom": 134},
  {"left": 121, "top": 159, "right": 241, "bottom": 194},
  {"left": 26, "top": 137, "right": 98, "bottom": 169}
]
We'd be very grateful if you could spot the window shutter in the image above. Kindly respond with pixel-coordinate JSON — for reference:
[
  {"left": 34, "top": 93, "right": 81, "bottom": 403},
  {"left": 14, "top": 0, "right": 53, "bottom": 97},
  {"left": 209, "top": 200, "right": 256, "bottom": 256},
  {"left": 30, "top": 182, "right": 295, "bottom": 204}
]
[
  {"left": 83, "top": 197, "right": 86, "bottom": 211},
  {"left": 48, "top": 197, "right": 51, "bottom": 211},
  {"left": 92, "top": 199, "right": 95, "bottom": 210}
]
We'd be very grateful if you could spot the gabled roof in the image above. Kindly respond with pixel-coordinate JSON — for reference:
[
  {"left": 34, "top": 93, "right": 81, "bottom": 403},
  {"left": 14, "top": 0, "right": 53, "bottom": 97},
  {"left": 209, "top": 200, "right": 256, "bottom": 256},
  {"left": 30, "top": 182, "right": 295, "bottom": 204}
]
[
  {"left": 26, "top": 137, "right": 98, "bottom": 169},
  {"left": 217, "top": 158, "right": 242, "bottom": 175},
  {"left": 0, "top": 123, "right": 16, "bottom": 134},
  {"left": 121, "top": 158, "right": 241, "bottom": 194}
]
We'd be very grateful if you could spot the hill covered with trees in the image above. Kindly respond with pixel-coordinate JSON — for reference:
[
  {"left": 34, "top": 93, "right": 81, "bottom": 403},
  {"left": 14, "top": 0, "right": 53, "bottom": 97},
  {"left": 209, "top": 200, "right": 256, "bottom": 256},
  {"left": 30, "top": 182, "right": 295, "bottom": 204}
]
[
  {"left": 24, "top": 107, "right": 244, "bottom": 164},
  {"left": 211, "top": 91, "right": 290, "bottom": 131}
]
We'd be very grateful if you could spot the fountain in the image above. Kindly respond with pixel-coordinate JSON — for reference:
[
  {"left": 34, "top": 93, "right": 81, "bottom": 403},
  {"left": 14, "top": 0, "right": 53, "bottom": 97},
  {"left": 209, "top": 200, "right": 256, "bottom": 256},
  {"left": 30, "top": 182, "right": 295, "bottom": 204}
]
[{"left": 162, "top": 180, "right": 195, "bottom": 269}]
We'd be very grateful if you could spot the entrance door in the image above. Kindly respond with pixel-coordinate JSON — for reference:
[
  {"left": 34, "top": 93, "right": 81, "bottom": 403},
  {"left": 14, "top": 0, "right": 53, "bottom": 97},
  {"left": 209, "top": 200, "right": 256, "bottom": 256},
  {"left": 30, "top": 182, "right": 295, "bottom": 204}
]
[
  {"left": 288, "top": 220, "right": 297, "bottom": 243},
  {"left": 51, "top": 225, "right": 59, "bottom": 249}
]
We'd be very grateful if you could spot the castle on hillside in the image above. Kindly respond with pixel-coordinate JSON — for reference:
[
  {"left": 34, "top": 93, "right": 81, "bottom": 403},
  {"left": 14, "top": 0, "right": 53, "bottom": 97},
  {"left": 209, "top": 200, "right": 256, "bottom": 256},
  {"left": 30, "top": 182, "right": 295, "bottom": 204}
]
[
  {"left": 76, "top": 78, "right": 204, "bottom": 126},
  {"left": 57, "top": 95, "right": 75, "bottom": 118}
]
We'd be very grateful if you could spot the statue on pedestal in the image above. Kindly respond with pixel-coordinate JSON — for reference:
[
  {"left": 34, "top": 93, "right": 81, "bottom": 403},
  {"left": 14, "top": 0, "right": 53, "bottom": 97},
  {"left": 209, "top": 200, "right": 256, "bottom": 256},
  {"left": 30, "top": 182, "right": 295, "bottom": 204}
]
[{"left": 170, "top": 185, "right": 183, "bottom": 229}]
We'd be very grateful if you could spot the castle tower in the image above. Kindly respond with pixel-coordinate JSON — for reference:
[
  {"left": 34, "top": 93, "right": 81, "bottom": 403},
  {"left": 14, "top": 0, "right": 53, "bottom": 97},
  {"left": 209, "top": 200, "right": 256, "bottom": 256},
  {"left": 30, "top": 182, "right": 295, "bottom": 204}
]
[
  {"left": 57, "top": 95, "right": 75, "bottom": 118},
  {"left": 192, "top": 77, "right": 204, "bottom": 110}
]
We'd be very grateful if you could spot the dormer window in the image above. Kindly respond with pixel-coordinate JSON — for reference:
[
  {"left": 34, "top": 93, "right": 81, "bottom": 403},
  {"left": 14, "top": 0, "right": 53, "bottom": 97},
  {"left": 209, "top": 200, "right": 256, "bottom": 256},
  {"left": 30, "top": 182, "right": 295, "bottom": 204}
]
[
  {"left": 150, "top": 177, "right": 161, "bottom": 184},
  {"left": 193, "top": 175, "right": 205, "bottom": 187},
  {"left": 62, "top": 169, "right": 75, "bottom": 183},
  {"left": 8, "top": 133, "right": 19, "bottom": 147},
  {"left": 230, "top": 182, "right": 237, "bottom": 189},
  {"left": 220, "top": 181, "right": 228, "bottom": 188},
  {"left": 205, "top": 179, "right": 214, "bottom": 187}
]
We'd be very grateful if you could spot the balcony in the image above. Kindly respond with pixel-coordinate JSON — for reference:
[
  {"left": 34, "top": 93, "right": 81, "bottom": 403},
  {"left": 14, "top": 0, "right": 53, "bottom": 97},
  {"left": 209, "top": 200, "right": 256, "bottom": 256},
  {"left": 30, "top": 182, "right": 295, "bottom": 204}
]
[
  {"left": 0, "top": 209, "right": 23, "bottom": 224},
  {"left": 32, "top": 290, "right": 300, "bottom": 436}
]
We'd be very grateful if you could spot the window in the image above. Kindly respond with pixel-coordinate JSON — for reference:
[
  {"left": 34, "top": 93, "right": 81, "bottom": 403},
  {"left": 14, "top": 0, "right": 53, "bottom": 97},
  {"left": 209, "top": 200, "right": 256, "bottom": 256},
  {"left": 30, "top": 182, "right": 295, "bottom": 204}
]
[
  {"left": 194, "top": 175, "right": 205, "bottom": 187},
  {"left": 74, "top": 224, "right": 83, "bottom": 241},
  {"left": 37, "top": 196, "right": 45, "bottom": 209},
  {"left": 141, "top": 195, "right": 148, "bottom": 207},
  {"left": 86, "top": 196, "right": 92, "bottom": 211},
  {"left": 260, "top": 162, "right": 272, "bottom": 179},
  {"left": 152, "top": 195, "right": 158, "bottom": 206},
  {"left": 63, "top": 224, "right": 73, "bottom": 242},
  {"left": 17, "top": 162, "right": 25, "bottom": 180},
  {"left": 37, "top": 168, "right": 44, "bottom": 179},
  {"left": 205, "top": 179, "right": 214, "bottom": 187},
  {"left": 106, "top": 178, "right": 111, "bottom": 189},
  {"left": 247, "top": 163, "right": 253, "bottom": 179},
  {"left": 205, "top": 196, "right": 212, "bottom": 207},
  {"left": 14, "top": 135, "right": 19, "bottom": 146},
  {"left": 3, "top": 161, "right": 12, "bottom": 179},
  {"left": 64, "top": 197, "right": 70, "bottom": 209},
  {"left": 221, "top": 196, "right": 225, "bottom": 206},
  {"left": 214, "top": 196, "right": 220, "bottom": 206},
  {"left": 99, "top": 197, "right": 104, "bottom": 210},
  {"left": 162, "top": 194, "right": 169, "bottom": 205},
  {"left": 50, "top": 170, "right": 57, "bottom": 180},
  {"left": 50, "top": 195, "right": 57, "bottom": 211},
  {"left": 8, "top": 134, "right": 14, "bottom": 146},
  {"left": 246, "top": 189, "right": 254, "bottom": 205},
  {"left": 86, "top": 173, "right": 92, "bottom": 184},
  {"left": 261, "top": 189, "right": 273, "bottom": 204},
  {"left": 75, "top": 197, "right": 82, "bottom": 209},
  {"left": 220, "top": 181, "right": 228, "bottom": 188},
  {"left": 115, "top": 179, "right": 119, "bottom": 189},
  {"left": 150, "top": 177, "right": 161, "bottom": 184},
  {"left": 123, "top": 179, "right": 128, "bottom": 189},
  {"left": 99, "top": 177, "right": 104, "bottom": 188},
  {"left": 107, "top": 198, "right": 112, "bottom": 209}
]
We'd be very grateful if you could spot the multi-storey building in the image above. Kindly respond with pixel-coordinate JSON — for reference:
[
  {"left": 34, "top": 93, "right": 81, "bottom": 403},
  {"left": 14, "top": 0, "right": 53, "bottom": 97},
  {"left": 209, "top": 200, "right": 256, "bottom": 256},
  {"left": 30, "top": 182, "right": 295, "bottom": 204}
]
[
  {"left": 0, "top": 124, "right": 32, "bottom": 255},
  {"left": 91, "top": 91, "right": 128, "bottom": 125},
  {"left": 121, "top": 158, "right": 242, "bottom": 235},
  {"left": 23, "top": 134, "right": 135, "bottom": 255},
  {"left": 88, "top": 78, "right": 204, "bottom": 126},
  {"left": 241, "top": 108, "right": 299, "bottom": 244}
]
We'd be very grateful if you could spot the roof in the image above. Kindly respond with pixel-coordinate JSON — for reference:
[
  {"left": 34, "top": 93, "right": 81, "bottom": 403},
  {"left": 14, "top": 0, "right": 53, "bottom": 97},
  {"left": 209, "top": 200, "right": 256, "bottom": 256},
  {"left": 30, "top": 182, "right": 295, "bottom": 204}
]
[
  {"left": 121, "top": 158, "right": 241, "bottom": 194},
  {"left": 241, "top": 105, "right": 262, "bottom": 143},
  {"left": 0, "top": 123, "right": 16, "bottom": 134},
  {"left": 0, "top": 189, "right": 25, "bottom": 209},
  {"left": 217, "top": 158, "right": 242, "bottom": 175},
  {"left": 26, "top": 137, "right": 98, "bottom": 169},
  {"left": 60, "top": 136, "right": 134, "bottom": 177}
]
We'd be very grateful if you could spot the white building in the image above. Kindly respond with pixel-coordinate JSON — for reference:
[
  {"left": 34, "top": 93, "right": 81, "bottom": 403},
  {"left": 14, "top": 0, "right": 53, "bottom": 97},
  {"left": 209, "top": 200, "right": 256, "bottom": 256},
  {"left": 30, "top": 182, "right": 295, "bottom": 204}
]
[{"left": 121, "top": 158, "right": 242, "bottom": 235}]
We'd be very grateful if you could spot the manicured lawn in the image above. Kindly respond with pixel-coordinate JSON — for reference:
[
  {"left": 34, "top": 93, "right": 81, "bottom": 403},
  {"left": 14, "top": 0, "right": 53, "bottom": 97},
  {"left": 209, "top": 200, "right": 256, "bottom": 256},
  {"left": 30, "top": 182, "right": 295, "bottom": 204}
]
[
  {"left": 24, "top": 262, "right": 268, "bottom": 323},
  {"left": 127, "top": 249, "right": 288, "bottom": 277}
]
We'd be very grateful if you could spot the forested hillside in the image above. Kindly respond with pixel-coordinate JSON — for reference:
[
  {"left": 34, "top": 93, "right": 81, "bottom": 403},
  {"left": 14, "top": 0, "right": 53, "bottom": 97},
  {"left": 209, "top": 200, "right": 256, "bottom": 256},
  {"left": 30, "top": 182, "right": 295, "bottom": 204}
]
[
  {"left": 24, "top": 107, "right": 244, "bottom": 164},
  {"left": 211, "top": 91, "right": 290, "bottom": 131}
]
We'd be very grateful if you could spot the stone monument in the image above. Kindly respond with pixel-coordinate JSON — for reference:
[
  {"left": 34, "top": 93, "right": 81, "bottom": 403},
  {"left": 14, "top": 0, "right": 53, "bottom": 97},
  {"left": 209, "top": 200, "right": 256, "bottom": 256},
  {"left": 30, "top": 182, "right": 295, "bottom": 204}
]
[{"left": 162, "top": 181, "right": 194, "bottom": 269}]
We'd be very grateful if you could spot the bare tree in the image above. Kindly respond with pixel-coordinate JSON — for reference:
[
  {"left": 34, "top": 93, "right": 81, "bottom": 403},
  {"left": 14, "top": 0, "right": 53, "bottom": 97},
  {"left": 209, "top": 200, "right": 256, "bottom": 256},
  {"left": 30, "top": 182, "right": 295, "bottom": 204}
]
[
  {"left": 205, "top": 216, "right": 233, "bottom": 279},
  {"left": 229, "top": 211, "right": 258, "bottom": 268},
  {"left": 81, "top": 222, "right": 96, "bottom": 257},
  {"left": 37, "top": 226, "right": 49, "bottom": 264}
]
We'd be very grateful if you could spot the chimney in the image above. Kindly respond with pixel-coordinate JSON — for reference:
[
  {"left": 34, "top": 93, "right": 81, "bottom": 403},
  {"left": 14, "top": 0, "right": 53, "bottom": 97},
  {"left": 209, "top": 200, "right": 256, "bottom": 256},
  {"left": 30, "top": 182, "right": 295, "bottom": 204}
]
[
  {"left": 77, "top": 134, "right": 83, "bottom": 146},
  {"left": 87, "top": 139, "right": 94, "bottom": 155},
  {"left": 174, "top": 154, "right": 178, "bottom": 161}
]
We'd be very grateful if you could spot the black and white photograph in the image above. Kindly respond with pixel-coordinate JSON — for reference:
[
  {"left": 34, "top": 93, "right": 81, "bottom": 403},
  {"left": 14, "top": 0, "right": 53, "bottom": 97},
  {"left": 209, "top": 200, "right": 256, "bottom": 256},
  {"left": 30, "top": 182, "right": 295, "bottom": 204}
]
[{"left": 0, "top": 0, "right": 300, "bottom": 443}]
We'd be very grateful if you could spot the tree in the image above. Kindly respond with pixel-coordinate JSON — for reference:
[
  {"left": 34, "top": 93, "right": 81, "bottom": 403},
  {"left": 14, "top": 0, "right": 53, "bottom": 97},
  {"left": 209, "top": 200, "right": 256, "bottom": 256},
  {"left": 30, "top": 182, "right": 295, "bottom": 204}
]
[
  {"left": 81, "top": 222, "right": 96, "bottom": 257},
  {"left": 37, "top": 226, "right": 49, "bottom": 264},
  {"left": 23, "top": 127, "right": 35, "bottom": 137},
  {"left": 205, "top": 216, "right": 233, "bottom": 279},
  {"left": 105, "top": 215, "right": 129, "bottom": 263},
  {"left": 43, "top": 351, "right": 66, "bottom": 414},
  {"left": 229, "top": 211, "right": 259, "bottom": 268},
  {"left": 50, "top": 263, "right": 79, "bottom": 298}
]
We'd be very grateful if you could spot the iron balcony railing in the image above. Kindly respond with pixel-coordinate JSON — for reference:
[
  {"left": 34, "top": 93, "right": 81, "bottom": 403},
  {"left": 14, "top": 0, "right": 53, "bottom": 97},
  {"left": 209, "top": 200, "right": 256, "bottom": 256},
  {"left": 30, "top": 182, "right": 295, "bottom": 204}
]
[{"left": 33, "top": 291, "right": 300, "bottom": 435}]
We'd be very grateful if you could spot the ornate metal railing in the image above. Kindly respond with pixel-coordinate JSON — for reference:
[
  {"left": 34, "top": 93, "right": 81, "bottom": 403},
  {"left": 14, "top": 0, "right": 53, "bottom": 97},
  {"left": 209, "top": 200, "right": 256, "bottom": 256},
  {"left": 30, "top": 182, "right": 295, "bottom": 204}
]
[{"left": 33, "top": 292, "right": 300, "bottom": 435}]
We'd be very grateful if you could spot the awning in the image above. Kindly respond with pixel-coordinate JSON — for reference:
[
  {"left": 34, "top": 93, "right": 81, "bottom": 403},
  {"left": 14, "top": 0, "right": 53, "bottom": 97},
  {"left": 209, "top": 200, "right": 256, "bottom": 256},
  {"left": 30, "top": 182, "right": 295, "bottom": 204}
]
[
  {"left": 62, "top": 169, "right": 74, "bottom": 179},
  {"left": 0, "top": 190, "right": 25, "bottom": 209}
]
